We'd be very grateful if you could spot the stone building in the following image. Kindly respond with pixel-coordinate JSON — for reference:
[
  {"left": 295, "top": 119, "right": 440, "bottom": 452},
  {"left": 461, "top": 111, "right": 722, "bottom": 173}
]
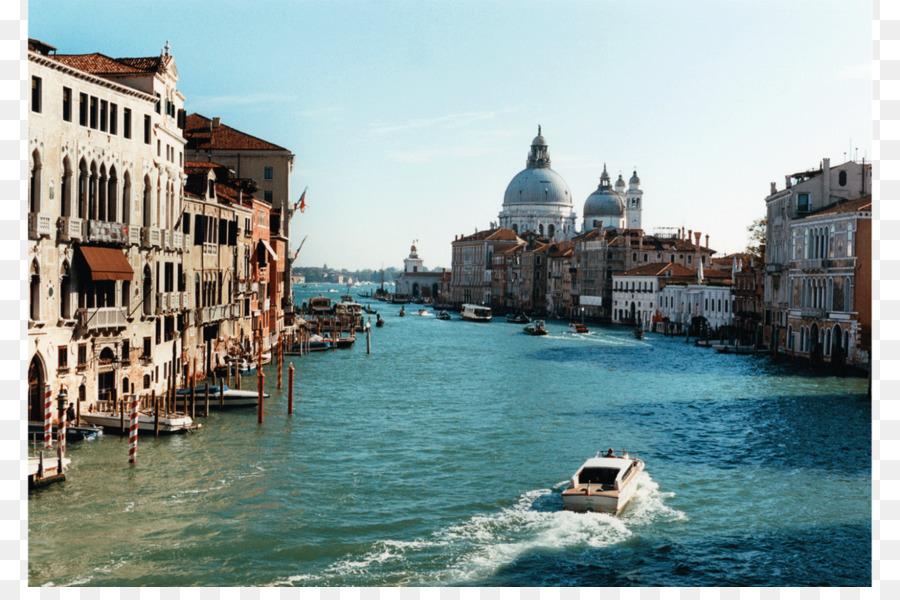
[
  {"left": 762, "top": 157, "right": 871, "bottom": 367},
  {"left": 655, "top": 264, "right": 734, "bottom": 333},
  {"left": 450, "top": 228, "right": 522, "bottom": 307},
  {"left": 27, "top": 38, "right": 188, "bottom": 420},
  {"left": 393, "top": 243, "right": 444, "bottom": 300}
]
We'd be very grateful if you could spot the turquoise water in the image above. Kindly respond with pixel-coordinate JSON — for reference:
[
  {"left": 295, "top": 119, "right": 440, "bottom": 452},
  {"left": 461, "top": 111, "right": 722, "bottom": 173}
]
[{"left": 28, "top": 285, "right": 871, "bottom": 586}]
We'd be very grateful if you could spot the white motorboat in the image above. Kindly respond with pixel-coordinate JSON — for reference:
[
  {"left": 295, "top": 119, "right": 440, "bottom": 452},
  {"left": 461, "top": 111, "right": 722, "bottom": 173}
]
[
  {"left": 460, "top": 303, "right": 492, "bottom": 322},
  {"left": 561, "top": 450, "right": 644, "bottom": 514},
  {"left": 80, "top": 403, "right": 198, "bottom": 434},
  {"left": 176, "top": 384, "right": 267, "bottom": 408}
]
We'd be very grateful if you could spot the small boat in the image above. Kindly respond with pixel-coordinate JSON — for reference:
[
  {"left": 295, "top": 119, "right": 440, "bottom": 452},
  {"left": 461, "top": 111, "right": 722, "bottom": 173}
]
[
  {"left": 376, "top": 314, "right": 385, "bottom": 327},
  {"left": 260, "top": 351, "right": 272, "bottom": 365},
  {"left": 713, "top": 344, "right": 756, "bottom": 355},
  {"left": 399, "top": 307, "right": 406, "bottom": 317},
  {"left": 569, "top": 322, "right": 589, "bottom": 334},
  {"left": 326, "top": 334, "right": 356, "bottom": 349},
  {"left": 176, "top": 384, "right": 267, "bottom": 408},
  {"left": 308, "top": 334, "right": 334, "bottom": 352},
  {"left": 436, "top": 310, "right": 451, "bottom": 320},
  {"left": 327, "top": 288, "right": 339, "bottom": 293},
  {"left": 28, "top": 421, "right": 104, "bottom": 442},
  {"left": 460, "top": 304, "right": 492, "bottom": 322},
  {"left": 417, "top": 309, "right": 431, "bottom": 316},
  {"left": 364, "top": 305, "right": 377, "bottom": 315},
  {"left": 561, "top": 450, "right": 645, "bottom": 514},
  {"left": 80, "top": 405, "right": 198, "bottom": 434},
  {"left": 633, "top": 327, "right": 644, "bottom": 340},
  {"left": 523, "top": 320, "right": 549, "bottom": 336},
  {"left": 506, "top": 313, "right": 530, "bottom": 324}
]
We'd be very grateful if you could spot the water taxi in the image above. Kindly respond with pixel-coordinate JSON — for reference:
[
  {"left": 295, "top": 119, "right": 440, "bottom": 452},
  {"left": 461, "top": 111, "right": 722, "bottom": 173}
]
[
  {"left": 506, "top": 313, "right": 530, "bottom": 324},
  {"left": 561, "top": 450, "right": 644, "bottom": 514},
  {"left": 523, "top": 320, "right": 549, "bottom": 336},
  {"left": 460, "top": 304, "right": 492, "bottom": 322},
  {"left": 569, "top": 322, "right": 589, "bottom": 334},
  {"left": 80, "top": 401, "right": 198, "bottom": 434}
]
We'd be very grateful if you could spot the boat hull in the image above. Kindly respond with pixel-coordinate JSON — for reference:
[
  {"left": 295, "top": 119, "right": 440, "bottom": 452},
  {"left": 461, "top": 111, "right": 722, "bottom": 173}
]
[
  {"left": 80, "top": 412, "right": 196, "bottom": 434},
  {"left": 561, "top": 458, "right": 644, "bottom": 515}
]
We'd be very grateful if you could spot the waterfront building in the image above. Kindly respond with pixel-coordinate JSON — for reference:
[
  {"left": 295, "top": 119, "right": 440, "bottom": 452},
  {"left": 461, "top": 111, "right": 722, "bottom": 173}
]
[
  {"left": 762, "top": 157, "right": 871, "bottom": 367},
  {"left": 27, "top": 38, "right": 187, "bottom": 420},
  {"left": 497, "top": 128, "right": 578, "bottom": 241},
  {"left": 183, "top": 113, "right": 295, "bottom": 327},
  {"left": 582, "top": 166, "right": 643, "bottom": 231},
  {"left": 393, "top": 243, "right": 444, "bottom": 300},
  {"left": 450, "top": 228, "right": 522, "bottom": 307},
  {"left": 655, "top": 264, "right": 734, "bottom": 333},
  {"left": 713, "top": 252, "right": 766, "bottom": 345},
  {"left": 546, "top": 241, "right": 575, "bottom": 318}
]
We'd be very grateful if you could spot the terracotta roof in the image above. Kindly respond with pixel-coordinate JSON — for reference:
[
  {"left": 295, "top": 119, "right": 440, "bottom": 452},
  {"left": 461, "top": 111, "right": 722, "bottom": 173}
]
[
  {"left": 456, "top": 228, "right": 521, "bottom": 243},
  {"left": 622, "top": 262, "right": 694, "bottom": 277},
  {"left": 185, "top": 113, "right": 289, "bottom": 152},
  {"left": 49, "top": 52, "right": 170, "bottom": 75},
  {"left": 806, "top": 195, "right": 872, "bottom": 217}
]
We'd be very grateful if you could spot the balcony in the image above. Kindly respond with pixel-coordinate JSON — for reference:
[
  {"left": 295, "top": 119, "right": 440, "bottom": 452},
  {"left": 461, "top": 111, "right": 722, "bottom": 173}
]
[
  {"left": 764, "top": 263, "right": 783, "bottom": 274},
  {"left": 199, "top": 305, "right": 228, "bottom": 323},
  {"left": 173, "top": 232, "right": 184, "bottom": 252},
  {"left": 86, "top": 220, "right": 128, "bottom": 244},
  {"left": 127, "top": 224, "right": 141, "bottom": 246},
  {"left": 77, "top": 307, "right": 127, "bottom": 330},
  {"left": 141, "top": 226, "right": 161, "bottom": 248},
  {"left": 799, "top": 307, "right": 825, "bottom": 319},
  {"left": 203, "top": 242, "right": 216, "bottom": 256},
  {"left": 800, "top": 258, "right": 824, "bottom": 272},
  {"left": 28, "top": 212, "right": 52, "bottom": 240},
  {"left": 235, "top": 281, "right": 248, "bottom": 294},
  {"left": 57, "top": 216, "right": 83, "bottom": 242},
  {"left": 263, "top": 298, "right": 270, "bottom": 312}
]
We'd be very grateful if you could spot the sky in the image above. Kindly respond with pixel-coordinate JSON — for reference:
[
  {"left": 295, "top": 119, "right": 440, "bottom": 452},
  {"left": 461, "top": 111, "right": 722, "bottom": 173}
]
[{"left": 27, "top": 0, "right": 873, "bottom": 272}]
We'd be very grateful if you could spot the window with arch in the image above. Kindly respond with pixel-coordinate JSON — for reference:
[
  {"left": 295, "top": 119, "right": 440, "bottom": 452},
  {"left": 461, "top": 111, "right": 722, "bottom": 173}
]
[
  {"left": 60, "top": 261, "right": 72, "bottom": 320},
  {"left": 30, "top": 260, "right": 40, "bottom": 321},
  {"left": 30, "top": 150, "right": 42, "bottom": 213},
  {"left": 839, "top": 170, "right": 847, "bottom": 186},
  {"left": 548, "top": 224, "right": 555, "bottom": 238}
]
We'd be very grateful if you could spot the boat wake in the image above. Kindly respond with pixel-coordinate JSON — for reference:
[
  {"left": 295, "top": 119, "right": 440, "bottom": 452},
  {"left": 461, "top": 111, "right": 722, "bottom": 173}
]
[{"left": 273, "top": 472, "right": 681, "bottom": 586}]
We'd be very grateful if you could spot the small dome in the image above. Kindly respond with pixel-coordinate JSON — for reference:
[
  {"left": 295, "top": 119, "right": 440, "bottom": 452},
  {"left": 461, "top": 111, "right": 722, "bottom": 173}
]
[
  {"left": 615, "top": 173, "right": 626, "bottom": 189},
  {"left": 532, "top": 134, "right": 547, "bottom": 147},
  {"left": 583, "top": 186, "right": 625, "bottom": 218},
  {"left": 629, "top": 170, "right": 641, "bottom": 185}
]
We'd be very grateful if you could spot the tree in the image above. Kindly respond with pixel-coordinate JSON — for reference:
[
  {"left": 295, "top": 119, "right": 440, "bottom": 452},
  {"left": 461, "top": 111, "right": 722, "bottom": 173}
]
[{"left": 746, "top": 217, "right": 766, "bottom": 260}]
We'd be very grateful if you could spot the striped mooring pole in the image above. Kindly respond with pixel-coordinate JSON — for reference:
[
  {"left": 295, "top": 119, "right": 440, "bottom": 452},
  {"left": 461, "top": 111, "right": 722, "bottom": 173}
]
[
  {"left": 128, "top": 396, "right": 139, "bottom": 464},
  {"left": 43, "top": 384, "right": 53, "bottom": 448},
  {"left": 57, "top": 391, "right": 67, "bottom": 460}
]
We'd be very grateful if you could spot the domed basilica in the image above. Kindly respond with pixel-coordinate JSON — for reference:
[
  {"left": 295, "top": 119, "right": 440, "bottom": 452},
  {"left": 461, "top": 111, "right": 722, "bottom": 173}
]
[{"left": 497, "top": 127, "right": 643, "bottom": 240}]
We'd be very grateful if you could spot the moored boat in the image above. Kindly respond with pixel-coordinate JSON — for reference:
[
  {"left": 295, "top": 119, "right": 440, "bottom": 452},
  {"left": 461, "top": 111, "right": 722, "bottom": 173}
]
[
  {"left": 523, "top": 320, "right": 549, "bottom": 336},
  {"left": 307, "top": 334, "right": 333, "bottom": 351},
  {"left": 28, "top": 421, "right": 103, "bottom": 442},
  {"left": 460, "top": 304, "right": 492, "bottom": 322},
  {"left": 176, "top": 384, "right": 267, "bottom": 408},
  {"left": 561, "top": 450, "right": 644, "bottom": 514},
  {"left": 80, "top": 403, "right": 198, "bottom": 434}
]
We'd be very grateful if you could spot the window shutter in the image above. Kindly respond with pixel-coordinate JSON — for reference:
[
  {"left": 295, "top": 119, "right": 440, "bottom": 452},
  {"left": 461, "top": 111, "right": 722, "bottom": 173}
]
[
  {"left": 194, "top": 214, "right": 203, "bottom": 245},
  {"left": 228, "top": 220, "right": 237, "bottom": 246}
]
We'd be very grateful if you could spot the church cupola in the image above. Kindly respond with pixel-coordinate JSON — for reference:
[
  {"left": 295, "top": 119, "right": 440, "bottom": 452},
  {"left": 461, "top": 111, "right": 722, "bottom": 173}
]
[
  {"left": 526, "top": 125, "right": 551, "bottom": 168},
  {"left": 615, "top": 173, "right": 626, "bottom": 192}
]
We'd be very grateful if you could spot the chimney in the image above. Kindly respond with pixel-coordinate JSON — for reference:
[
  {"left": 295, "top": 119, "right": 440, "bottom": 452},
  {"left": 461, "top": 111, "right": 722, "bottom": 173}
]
[
  {"left": 770, "top": 182, "right": 777, "bottom": 195},
  {"left": 705, "top": 234, "right": 709, "bottom": 248},
  {"left": 212, "top": 117, "right": 221, "bottom": 130},
  {"left": 785, "top": 175, "right": 792, "bottom": 189},
  {"left": 688, "top": 229, "right": 692, "bottom": 243},
  {"left": 823, "top": 157, "right": 831, "bottom": 205},
  {"left": 694, "top": 231, "right": 701, "bottom": 246}
]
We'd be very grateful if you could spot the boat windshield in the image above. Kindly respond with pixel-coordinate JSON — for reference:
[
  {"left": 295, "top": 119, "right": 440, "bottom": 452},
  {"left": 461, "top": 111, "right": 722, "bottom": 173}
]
[{"left": 579, "top": 467, "right": 620, "bottom": 485}]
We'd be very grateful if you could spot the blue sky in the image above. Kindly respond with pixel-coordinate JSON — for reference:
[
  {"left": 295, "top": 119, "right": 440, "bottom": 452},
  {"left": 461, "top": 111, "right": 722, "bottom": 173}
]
[{"left": 28, "top": 0, "right": 872, "bottom": 272}]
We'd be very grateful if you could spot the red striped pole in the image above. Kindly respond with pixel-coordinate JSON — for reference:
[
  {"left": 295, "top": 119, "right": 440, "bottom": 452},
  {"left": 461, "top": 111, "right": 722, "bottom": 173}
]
[
  {"left": 128, "top": 396, "right": 139, "bottom": 464},
  {"left": 43, "top": 385, "right": 52, "bottom": 448},
  {"left": 57, "top": 396, "right": 66, "bottom": 459}
]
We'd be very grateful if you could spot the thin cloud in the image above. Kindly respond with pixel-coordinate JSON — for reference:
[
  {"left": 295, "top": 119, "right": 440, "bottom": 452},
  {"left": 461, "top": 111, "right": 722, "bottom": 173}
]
[
  {"left": 837, "top": 62, "right": 871, "bottom": 80},
  {"left": 369, "top": 111, "right": 507, "bottom": 136}
]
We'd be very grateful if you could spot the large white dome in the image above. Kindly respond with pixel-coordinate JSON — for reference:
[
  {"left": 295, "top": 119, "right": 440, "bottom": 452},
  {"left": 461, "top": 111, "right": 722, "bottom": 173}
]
[{"left": 503, "top": 167, "right": 572, "bottom": 206}]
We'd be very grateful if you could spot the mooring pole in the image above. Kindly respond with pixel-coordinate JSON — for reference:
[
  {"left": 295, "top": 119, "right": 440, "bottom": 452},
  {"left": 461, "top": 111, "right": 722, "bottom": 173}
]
[
  {"left": 258, "top": 333, "right": 264, "bottom": 424},
  {"left": 288, "top": 362, "right": 294, "bottom": 415},
  {"left": 153, "top": 390, "right": 159, "bottom": 437},
  {"left": 128, "top": 397, "right": 139, "bottom": 465}
]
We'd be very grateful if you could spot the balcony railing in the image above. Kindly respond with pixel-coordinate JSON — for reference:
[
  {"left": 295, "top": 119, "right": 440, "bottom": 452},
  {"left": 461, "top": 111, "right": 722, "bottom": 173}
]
[
  {"left": 199, "top": 305, "right": 228, "bottom": 323},
  {"left": 86, "top": 220, "right": 128, "bottom": 244},
  {"left": 203, "top": 242, "right": 217, "bottom": 256},
  {"left": 799, "top": 307, "right": 825, "bottom": 319},
  {"left": 173, "top": 232, "right": 184, "bottom": 252},
  {"left": 263, "top": 299, "right": 270, "bottom": 312},
  {"left": 28, "top": 212, "right": 52, "bottom": 240},
  {"left": 764, "top": 263, "right": 783, "bottom": 274},
  {"left": 128, "top": 224, "right": 141, "bottom": 246},
  {"left": 57, "top": 216, "right": 83, "bottom": 242},
  {"left": 77, "top": 307, "right": 127, "bottom": 330},
  {"left": 141, "top": 226, "right": 161, "bottom": 248}
]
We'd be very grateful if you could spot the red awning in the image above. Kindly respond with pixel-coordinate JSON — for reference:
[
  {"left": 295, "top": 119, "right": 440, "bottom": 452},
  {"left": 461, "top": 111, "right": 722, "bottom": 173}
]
[{"left": 78, "top": 246, "right": 134, "bottom": 281}]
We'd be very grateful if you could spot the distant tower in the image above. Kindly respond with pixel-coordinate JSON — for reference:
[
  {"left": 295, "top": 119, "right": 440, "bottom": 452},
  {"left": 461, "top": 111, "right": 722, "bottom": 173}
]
[
  {"left": 404, "top": 242, "right": 424, "bottom": 274},
  {"left": 626, "top": 170, "right": 643, "bottom": 230}
]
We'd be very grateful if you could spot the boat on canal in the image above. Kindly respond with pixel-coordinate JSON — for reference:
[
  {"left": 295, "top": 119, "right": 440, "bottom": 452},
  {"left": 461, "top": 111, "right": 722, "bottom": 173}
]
[
  {"left": 633, "top": 327, "right": 644, "bottom": 340},
  {"left": 569, "top": 322, "right": 589, "bottom": 334},
  {"left": 28, "top": 422, "right": 103, "bottom": 442},
  {"left": 561, "top": 450, "right": 644, "bottom": 514},
  {"left": 460, "top": 304, "right": 492, "bottom": 322},
  {"left": 376, "top": 314, "right": 385, "bottom": 327},
  {"left": 436, "top": 310, "right": 451, "bottom": 320},
  {"left": 506, "top": 313, "right": 530, "bottom": 324},
  {"left": 523, "top": 320, "right": 549, "bottom": 336},
  {"left": 80, "top": 401, "right": 198, "bottom": 434},
  {"left": 307, "top": 334, "right": 334, "bottom": 351},
  {"left": 176, "top": 385, "right": 266, "bottom": 408}
]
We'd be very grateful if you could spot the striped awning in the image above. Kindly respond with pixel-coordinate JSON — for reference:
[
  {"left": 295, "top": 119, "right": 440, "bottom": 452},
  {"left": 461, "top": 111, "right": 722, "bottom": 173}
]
[
  {"left": 259, "top": 239, "right": 278, "bottom": 261},
  {"left": 78, "top": 246, "right": 134, "bottom": 281}
]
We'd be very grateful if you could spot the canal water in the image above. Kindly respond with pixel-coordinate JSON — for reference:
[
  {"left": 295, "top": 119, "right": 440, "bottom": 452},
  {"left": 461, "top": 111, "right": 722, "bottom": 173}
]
[{"left": 28, "top": 285, "right": 871, "bottom": 587}]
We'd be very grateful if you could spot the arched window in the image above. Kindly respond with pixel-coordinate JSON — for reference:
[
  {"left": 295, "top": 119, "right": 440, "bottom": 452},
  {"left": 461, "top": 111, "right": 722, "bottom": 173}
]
[
  {"left": 60, "top": 261, "right": 72, "bottom": 320},
  {"left": 88, "top": 161, "right": 98, "bottom": 221},
  {"left": 142, "top": 176, "right": 152, "bottom": 227},
  {"left": 30, "top": 150, "right": 42, "bottom": 213},
  {"left": 512, "top": 224, "right": 518, "bottom": 234},
  {"left": 107, "top": 166, "right": 117, "bottom": 222},
  {"left": 538, "top": 223, "right": 544, "bottom": 236},
  {"left": 30, "top": 260, "right": 40, "bottom": 321},
  {"left": 78, "top": 159, "right": 88, "bottom": 219},
  {"left": 142, "top": 266, "right": 152, "bottom": 316},
  {"left": 787, "top": 324, "right": 793, "bottom": 349},
  {"left": 61, "top": 157, "right": 73, "bottom": 218},
  {"left": 98, "top": 164, "right": 108, "bottom": 221},
  {"left": 122, "top": 172, "right": 131, "bottom": 225},
  {"left": 839, "top": 170, "right": 847, "bottom": 186},
  {"left": 548, "top": 224, "right": 555, "bottom": 238}
]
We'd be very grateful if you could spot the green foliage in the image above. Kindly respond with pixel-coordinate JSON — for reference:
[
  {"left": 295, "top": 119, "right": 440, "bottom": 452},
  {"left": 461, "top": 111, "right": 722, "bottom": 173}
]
[{"left": 746, "top": 217, "right": 766, "bottom": 259}]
